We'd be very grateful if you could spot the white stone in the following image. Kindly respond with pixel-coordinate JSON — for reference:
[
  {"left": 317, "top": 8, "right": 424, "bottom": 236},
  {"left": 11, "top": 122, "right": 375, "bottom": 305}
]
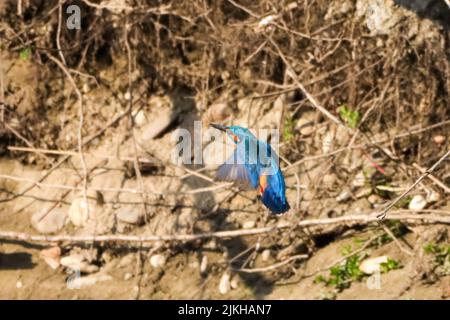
[
  {"left": 150, "top": 254, "right": 166, "bottom": 268},
  {"left": 242, "top": 220, "right": 256, "bottom": 229},
  {"left": 200, "top": 255, "right": 208, "bottom": 273},
  {"left": 116, "top": 208, "right": 143, "bottom": 225},
  {"left": 219, "top": 272, "right": 231, "bottom": 295},
  {"left": 261, "top": 249, "right": 271, "bottom": 262},
  {"left": 68, "top": 198, "right": 92, "bottom": 227},
  {"left": 360, "top": 256, "right": 389, "bottom": 274},
  {"left": 68, "top": 274, "right": 112, "bottom": 289},
  {"left": 408, "top": 195, "right": 427, "bottom": 211}
]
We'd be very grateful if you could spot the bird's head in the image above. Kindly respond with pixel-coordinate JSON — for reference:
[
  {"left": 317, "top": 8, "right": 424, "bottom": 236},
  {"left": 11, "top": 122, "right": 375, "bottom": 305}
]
[{"left": 210, "top": 124, "right": 253, "bottom": 144}]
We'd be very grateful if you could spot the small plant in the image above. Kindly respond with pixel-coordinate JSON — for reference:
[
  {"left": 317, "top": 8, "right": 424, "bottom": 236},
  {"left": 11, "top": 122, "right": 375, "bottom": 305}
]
[
  {"left": 315, "top": 241, "right": 402, "bottom": 292},
  {"left": 338, "top": 105, "right": 360, "bottom": 129},
  {"left": 283, "top": 117, "right": 295, "bottom": 141},
  {"left": 19, "top": 47, "right": 31, "bottom": 60},
  {"left": 315, "top": 255, "right": 365, "bottom": 291},
  {"left": 380, "top": 258, "right": 401, "bottom": 273},
  {"left": 424, "top": 243, "right": 450, "bottom": 275}
]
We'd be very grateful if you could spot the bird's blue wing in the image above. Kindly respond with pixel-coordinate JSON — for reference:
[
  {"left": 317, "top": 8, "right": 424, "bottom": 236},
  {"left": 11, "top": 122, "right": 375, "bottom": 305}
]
[{"left": 216, "top": 145, "right": 259, "bottom": 189}]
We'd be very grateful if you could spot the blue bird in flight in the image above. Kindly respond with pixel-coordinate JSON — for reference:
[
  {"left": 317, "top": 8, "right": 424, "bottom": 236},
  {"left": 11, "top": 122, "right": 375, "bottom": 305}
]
[{"left": 211, "top": 124, "right": 290, "bottom": 214}]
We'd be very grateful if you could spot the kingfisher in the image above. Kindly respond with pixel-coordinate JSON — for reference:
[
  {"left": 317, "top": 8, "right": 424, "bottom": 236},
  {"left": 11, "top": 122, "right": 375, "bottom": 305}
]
[{"left": 211, "top": 124, "right": 290, "bottom": 214}]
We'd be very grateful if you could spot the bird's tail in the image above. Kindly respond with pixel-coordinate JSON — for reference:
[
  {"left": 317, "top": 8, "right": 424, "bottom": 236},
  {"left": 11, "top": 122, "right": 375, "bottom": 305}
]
[{"left": 261, "top": 188, "right": 290, "bottom": 214}]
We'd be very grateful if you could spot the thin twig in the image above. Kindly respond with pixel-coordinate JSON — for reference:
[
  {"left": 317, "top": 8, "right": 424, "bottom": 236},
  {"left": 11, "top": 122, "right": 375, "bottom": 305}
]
[
  {"left": 377, "top": 150, "right": 450, "bottom": 219},
  {"left": 234, "top": 254, "right": 308, "bottom": 273}
]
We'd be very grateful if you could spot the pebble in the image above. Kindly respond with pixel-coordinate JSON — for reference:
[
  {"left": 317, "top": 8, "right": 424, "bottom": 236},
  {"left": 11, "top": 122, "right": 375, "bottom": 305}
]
[
  {"left": 433, "top": 135, "right": 445, "bottom": 145},
  {"left": 68, "top": 274, "right": 112, "bottom": 289},
  {"left": 360, "top": 256, "right": 389, "bottom": 274},
  {"left": 322, "top": 131, "right": 334, "bottom": 154},
  {"left": 408, "top": 195, "right": 427, "bottom": 211},
  {"left": 242, "top": 220, "right": 256, "bottom": 229},
  {"left": 200, "top": 256, "right": 208, "bottom": 273},
  {"left": 124, "top": 272, "right": 133, "bottom": 281},
  {"left": 60, "top": 254, "right": 99, "bottom": 274},
  {"left": 116, "top": 208, "right": 144, "bottom": 225},
  {"left": 133, "top": 110, "right": 147, "bottom": 127},
  {"left": 355, "top": 187, "right": 372, "bottom": 199},
  {"left": 40, "top": 246, "right": 61, "bottom": 269},
  {"left": 219, "top": 272, "right": 231, "bottom": 295},
  {"left": 426, "top": 190, "right": 440, "bottom": 203},
  {"left": 336, "top": 189, "right": 352, "bottom": 203},
  {"left": 261, "top": 249, "right": 271, "bottom": 262},
  {"left": 31, "top": 209, "right": 67, "bottom": 234},
  {"left": 230, "top": 276, "right": 239, "bottom": 290},
  {"left": 68, "top": 198, "right": 92, "bottom": 227},
  {"left": 352, "top": 171, "right": 366, "bottom": 188},
  {"left": 150, "top": 254, "right": 166, "bottom": 268}
]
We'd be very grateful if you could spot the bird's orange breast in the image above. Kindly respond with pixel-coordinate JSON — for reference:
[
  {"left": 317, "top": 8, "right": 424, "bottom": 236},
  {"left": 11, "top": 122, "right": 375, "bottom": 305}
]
[{"left": 259, "top": 175, "right": 268, "bottom": 194}]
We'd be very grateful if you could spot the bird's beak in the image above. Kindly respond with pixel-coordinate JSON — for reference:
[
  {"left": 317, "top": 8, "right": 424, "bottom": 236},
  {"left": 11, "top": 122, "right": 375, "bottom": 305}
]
[{"left": 210, "top": 123, "right": 227, "bottom": 132}]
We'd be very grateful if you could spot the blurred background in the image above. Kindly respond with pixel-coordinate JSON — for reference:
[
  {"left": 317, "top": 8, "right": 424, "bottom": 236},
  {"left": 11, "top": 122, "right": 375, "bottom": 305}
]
[{"left": 0, "top": 0, "right": 449, "bottom": 299}]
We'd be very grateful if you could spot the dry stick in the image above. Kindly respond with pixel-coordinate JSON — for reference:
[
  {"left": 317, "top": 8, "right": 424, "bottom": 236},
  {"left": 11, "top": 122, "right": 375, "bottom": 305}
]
[
  {"left": 268, "top": 36, "right": 346, "bottom": 127},
  {"left": 412, "top": 163, "right": 450, "bottom": 194},
  {"left": 46, "top": 54, "right": 90, "bottom": 225},
  {"left": 1, "top": 212, "right": 450, "bottom": 245},
  {"left": 56, "top": 1, "right": 67, "bottom": 66},
  {"left": 124, "top": 23, "right": 150, "bottom": 221},
  {"left": 380, "top": 224, "right": 413, "bottom": 256},
  {"left": 7, "top": 146, "right": 156, "bottom": 164},
  {"left": 3, "top": 123, "right": 51, "bottom": 162},
  {"left": 376, "top": 149, "right": 450, "bottom": 219},
  {"left": 235, "top": 254, "right": 309, "bottom": 273},
  {"left": 0, "top": 173, "right": 233, "bottom": 195}
]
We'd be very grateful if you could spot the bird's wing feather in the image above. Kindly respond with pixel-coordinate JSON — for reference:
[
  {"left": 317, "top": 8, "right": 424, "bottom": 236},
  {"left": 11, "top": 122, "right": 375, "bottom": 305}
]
[{"left": 216, "top": 147, "right": 258, "bottom": 189}]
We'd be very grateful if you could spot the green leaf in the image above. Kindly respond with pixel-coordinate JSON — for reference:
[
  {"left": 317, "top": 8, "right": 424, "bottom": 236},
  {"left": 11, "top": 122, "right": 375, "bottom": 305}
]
[
  {"left": 338, "top": 105, "right": 361, "bottom": 129},
  {"left": 19, "top": 47, "right": 31, "bottom": 60},
  {"left": 283, "top": 117, "right": 295, "bottom": 141},
  {"left": 380, "top": 258, "right": 400, "bottom": 273}
]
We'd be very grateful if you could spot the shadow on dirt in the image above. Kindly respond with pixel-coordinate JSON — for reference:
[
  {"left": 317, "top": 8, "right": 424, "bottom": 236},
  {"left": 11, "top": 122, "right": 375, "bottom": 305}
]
[{"left": 0, "top": 252, "right": 36, "bottom": 270}]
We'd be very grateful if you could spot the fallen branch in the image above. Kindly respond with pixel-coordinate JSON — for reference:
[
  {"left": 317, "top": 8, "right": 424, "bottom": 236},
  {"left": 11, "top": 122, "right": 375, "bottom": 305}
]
[{"left": 1, "top": 212, "right": 449, "bottom": 245}]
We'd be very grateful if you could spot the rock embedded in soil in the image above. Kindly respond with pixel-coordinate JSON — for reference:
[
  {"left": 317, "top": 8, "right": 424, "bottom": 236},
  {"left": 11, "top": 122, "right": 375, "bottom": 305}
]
[
  {"left": 31, "top": 209, "right": 67, "bottom": 234},
  {"left": 40, "top": 246, "right": 61, "bottom": 270},
  {"left": 219, "top": 272, "right": 231, "bottom": 295},
  {"left": 60, "top": 253, "right": 99, "bottom": 274},
  {"left": 360, "top": 255, "right": 390, "bottom": 274},
  {"left": 68, "top": 274, "right": 112, "bottom": 289},
  {"left": 68, "top": 191, "right": 103, "bottom": 227},
  {"left": 408, "top": 195, "right": 427, "bottom": 211},
  {"left": 242, "top": 220, "right": 256, "bottom": 229},
  {"left": 116, "top": 208, "right": 144, "bottom": 225},
  {"left": 123, "top": 272, "right": 133, "bottom": 281},
  {"left": 336, "top": 189, "right": 352, "bottom": 203},
  {"left": 261, "top": 249, "right": 271, "bottom": 262},
  {"left": 150, "top": 254, "right": 166, "bottom": 268},
  {"left": 200, "top": 255, "right": 208, "bottom": 274}
]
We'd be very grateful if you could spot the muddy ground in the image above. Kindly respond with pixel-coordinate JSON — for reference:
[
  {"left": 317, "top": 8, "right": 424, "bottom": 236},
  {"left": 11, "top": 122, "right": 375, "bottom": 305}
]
[{"left": 0, "top": 0, "right": 449, "bottom": 299}]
